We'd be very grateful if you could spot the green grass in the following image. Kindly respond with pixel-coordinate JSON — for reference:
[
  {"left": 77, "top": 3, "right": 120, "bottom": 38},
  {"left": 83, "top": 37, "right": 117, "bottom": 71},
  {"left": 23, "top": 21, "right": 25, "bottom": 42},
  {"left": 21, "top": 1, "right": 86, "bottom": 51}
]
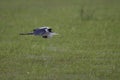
[{"left": 0, "top": 0, "right": 120, "bottom": 80}]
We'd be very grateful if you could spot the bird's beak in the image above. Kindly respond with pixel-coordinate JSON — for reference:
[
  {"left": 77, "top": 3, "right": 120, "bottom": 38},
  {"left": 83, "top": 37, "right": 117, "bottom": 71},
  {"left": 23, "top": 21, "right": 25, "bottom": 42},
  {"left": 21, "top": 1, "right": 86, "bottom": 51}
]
[
  {"left": 48, "top": 33, "right": 58, "bottom": 38},
  {"left": 52, "top": 33, "right": 58, "bottom": 35}
]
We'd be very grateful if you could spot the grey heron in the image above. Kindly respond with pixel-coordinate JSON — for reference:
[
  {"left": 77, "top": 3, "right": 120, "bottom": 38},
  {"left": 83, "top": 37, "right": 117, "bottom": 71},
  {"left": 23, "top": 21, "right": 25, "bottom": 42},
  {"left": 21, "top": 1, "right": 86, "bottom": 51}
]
[{"left": 20, "top": 26, "right": 58, "bottom": 38}]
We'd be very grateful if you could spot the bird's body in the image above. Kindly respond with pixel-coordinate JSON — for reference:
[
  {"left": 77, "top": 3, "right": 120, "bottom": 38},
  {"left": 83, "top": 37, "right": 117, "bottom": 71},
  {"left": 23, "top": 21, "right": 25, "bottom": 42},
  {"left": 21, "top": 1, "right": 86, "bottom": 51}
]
[{"left": 20, "top": 26, "right": 58, "bottom": 38}]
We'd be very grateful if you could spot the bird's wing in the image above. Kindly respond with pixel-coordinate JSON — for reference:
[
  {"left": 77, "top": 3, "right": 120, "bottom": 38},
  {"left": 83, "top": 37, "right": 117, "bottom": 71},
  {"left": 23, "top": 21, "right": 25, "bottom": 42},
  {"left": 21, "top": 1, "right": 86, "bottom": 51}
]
[{"left": 33, "top": 28, "right": 47, "bottom": 35}]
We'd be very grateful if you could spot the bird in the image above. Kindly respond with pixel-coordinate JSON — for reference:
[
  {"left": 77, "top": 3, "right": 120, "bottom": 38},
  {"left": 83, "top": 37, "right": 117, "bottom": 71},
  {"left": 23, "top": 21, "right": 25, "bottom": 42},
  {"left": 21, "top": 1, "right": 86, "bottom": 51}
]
[{"left": 19, "top": 26, "right": 58, "bottom": 38}]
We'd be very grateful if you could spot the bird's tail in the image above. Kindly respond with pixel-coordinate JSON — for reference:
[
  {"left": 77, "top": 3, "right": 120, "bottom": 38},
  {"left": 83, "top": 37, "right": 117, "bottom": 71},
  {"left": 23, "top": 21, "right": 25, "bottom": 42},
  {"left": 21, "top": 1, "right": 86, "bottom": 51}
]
[{"left": 19, "top": 32, "right": 34, "bottom": 35}]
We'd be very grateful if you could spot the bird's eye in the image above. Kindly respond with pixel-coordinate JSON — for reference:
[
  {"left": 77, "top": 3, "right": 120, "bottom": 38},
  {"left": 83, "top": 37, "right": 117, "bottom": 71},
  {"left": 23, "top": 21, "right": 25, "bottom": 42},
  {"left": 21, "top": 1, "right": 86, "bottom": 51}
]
[{"left": 48, "top": 29, "right": 52, "bottom": 32}]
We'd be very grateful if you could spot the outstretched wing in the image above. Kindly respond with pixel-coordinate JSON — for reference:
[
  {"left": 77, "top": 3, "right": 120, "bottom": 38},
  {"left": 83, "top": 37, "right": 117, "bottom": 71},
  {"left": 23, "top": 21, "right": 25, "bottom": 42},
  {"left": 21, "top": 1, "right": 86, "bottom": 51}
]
[{"left": 33, "top": 28, "right": 47, "bottom": 35}]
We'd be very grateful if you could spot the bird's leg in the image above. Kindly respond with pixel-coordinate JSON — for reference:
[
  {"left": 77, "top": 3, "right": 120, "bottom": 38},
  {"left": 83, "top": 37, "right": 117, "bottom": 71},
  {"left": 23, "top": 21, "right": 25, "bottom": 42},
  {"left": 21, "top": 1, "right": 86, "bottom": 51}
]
[{"left": 42, "top": 36, "right": 48, "bottom": 38}]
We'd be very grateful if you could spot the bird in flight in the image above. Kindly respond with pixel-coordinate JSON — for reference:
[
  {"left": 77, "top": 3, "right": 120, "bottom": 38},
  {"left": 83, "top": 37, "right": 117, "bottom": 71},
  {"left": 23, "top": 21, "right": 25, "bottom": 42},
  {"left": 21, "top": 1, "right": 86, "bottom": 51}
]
[{"left": 20, "top": 26, "right": 58, "bottom": 38}]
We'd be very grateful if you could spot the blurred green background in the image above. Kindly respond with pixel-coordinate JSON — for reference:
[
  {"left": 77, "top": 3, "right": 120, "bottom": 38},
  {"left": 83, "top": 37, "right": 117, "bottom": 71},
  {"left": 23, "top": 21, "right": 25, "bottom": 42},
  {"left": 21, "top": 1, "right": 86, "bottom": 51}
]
[{"left": 0, "top": 0, "right": 120, "bottom": 80}]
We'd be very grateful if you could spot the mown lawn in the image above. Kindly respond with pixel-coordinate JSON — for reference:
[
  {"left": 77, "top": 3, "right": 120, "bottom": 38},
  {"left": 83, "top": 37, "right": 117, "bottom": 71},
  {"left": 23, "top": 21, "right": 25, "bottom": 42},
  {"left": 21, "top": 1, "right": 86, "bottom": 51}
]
[{"left": 0, "top": 0, "right": 120, "bottom": 80}]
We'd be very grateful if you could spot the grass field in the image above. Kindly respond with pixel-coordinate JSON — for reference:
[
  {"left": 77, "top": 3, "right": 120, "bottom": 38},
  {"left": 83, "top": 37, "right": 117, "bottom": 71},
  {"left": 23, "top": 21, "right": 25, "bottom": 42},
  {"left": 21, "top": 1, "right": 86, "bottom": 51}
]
[{"left": 0, "top": 0, "right": 120, "bottom": 80}]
